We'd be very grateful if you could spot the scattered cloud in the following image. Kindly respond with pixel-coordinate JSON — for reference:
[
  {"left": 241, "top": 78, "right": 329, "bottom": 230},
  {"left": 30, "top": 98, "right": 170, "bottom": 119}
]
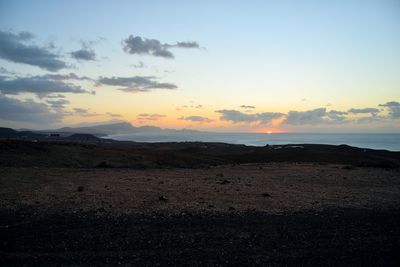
[
  {"left": 72, "top": 107, "right": 98, "bottom": 117},
  {"left": 71, "top": 39, "right": 104, "bottom": 61},
  {"left": 283, "top": 108, "right": 351, "bottom": 125},
  {"left": 179, "top": 104, "right": 203, "bottom": 109},
  {"left": 46, "top": 98, "right": 70, "bottom": 109},
  {"left": 0, "top": 74, "right": 95, "bottom": 97},
  {"left": 131, "top": 61, "right": 145, "bottom": 68},
  {"left": 216, "top": 109, "right": 284, "bottom": 124},
  {"left": 379, "top": 101, "right": 400, "bottom": 119},
  {"left": 137, "top": 113, "right": 166, "bottom": 120},
  {"left": 97, "top": 76, "right": 177, "bottom": 93},
  {"left": 179, "top": 115, "right": 213, "bottom": 123},
  {"left": 240, "top": 105, "right": 255, "bottom": 109},
  {"left": 0, "top": 94, "right": 63, "bottom": 123},
  {"left": 44, "top": 94, "right": 66, "bottom": 99},
  {"left": 40, "top": 73, "right": 93, "bottom": 81},
  {"left": 71, "top": 48, "right": 96, "bottom": 61},
  {"left": 0, "top": 30, "right": 67, "bottom": 71},
  {"left": 106, "top": 112, "right": 122, "bottom": 118},
  {"left": 348, "top": 108, "right": 380, "bottom": 114},
  {"left": 122, "top": 35, "right": 200, "bottom": 59},
  {"left": 284, "top": 108, "right": 342, "bottom": 125}
]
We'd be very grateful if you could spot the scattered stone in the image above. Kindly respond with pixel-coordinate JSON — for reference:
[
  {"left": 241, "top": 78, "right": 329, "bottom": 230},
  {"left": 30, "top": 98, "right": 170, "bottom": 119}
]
[
  {"left": 77, "top": 186, "right": 84, "bottom": 192},
  {"left": 96, "top": 161, "right": 108, "bottom": 168},
  {"left": 219, "top": 179, "right": 230, "bottom": 185},
  {"left": 216, "top": 173, "right": 224, "bottom": 178},
  {"left": 342, "top": 165, "right": 355, "bottom": 170},
  {"left": 228, "top": 207, "right": 235, "bottom": 211},
  {"left": 261, "top": 193, "right": 271, "bottom": 197},
  {"left": 159, "top": 196, "right": 168, "bottom": 202}
]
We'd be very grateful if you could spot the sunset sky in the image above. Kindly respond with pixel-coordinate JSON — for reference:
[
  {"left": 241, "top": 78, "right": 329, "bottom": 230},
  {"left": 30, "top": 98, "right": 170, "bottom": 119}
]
[{"left": 0, "top": 0, "right": 399, "bottom": 132}]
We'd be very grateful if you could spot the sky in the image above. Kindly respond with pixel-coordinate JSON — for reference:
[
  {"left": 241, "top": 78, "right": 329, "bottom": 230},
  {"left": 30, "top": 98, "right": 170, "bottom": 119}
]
[{"left": 0, "top": 0, "right": 399, "bottom": 133}]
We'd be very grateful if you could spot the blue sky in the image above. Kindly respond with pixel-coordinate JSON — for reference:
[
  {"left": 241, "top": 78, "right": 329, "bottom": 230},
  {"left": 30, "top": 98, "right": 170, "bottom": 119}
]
[{"left": 0, "top": 0, "right": 399, "bottom": 132}]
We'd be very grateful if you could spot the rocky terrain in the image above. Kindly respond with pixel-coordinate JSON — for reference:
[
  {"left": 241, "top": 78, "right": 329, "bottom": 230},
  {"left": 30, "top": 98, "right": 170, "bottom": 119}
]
[{"left": 0, "top": 139, "right": 399, "bottom": 266}]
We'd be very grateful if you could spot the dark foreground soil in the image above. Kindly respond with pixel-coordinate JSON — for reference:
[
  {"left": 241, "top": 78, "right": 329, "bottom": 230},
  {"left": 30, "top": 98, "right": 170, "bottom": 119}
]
[
  {"left": 0, "top": 209, "right": 400, "bottom": 266},
  {"left": 1, "top": 208, "right": 399, "bottom": 266}
]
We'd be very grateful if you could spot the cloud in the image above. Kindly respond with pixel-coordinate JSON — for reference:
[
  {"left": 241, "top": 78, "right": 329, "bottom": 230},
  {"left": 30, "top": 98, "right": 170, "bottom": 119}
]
[
  {"left": 46, "top": 98, "right": 70, "bottom": 109},
  {"left": 40, "top": 73, "right": 93, "bottom": 81},
  {"left": 137, "top": 113, "right": 166, "bottom": 121},
  {"left": 284, "top": 108, "right": 326, "bottom": 125},
  {"left": 0, "top": 67, "right": 16, "bottom": 75},
  {"left": 179, "top": 115, "right": 213, "bottom": 123},
  {"left": 131, "top": 61, "right": 145, "bottom": 68},
  {"left": 44, "top": 94, "right": 66, "bottom": 99},
  {"left": 0, "top": 30, "right": 67, "bottom": 71},
  {"left": 72, "top": 107, "right": 98, "bottom": 117},
  {"left": 283, "top": 108, "right": 349, "bottom": 125},
  {"left": 348, "top": 108, "right": 380, "bottom": 114},
  {"left": 240, "top": 105, "right": 255, "bottom": 109},
  {"left": 175, "top": 41, "right": 200, "bottom": 48},
  {"left": 64, "top": 108, "right": 122, "bottom": 118},
  {"left": 106, "top": 112, "right": 122, "bottom": 118},
  {"left": 0, "top": 94, "right": 63, "bottom": 123},
  {"left": 71, "top": 39, "right": 104, "bottom": 61},
  {"left": 0, "top": 74, "right": 94, "bottom": 97},
  {"left": 379, "top": 101, "right": 400, "bottom": 119},
  {"left": 216, "top": 109, "right": 284, "bottom": 124},
  {"left": 97, "top": 76, "right": 177, "bottom": 93},
  {"left": 179, "top": 104, "right": 203, "bottom": 110},
  {"left": 71, "top": 48, "right": 96, "bottom": 61},
  {"left": 122, "top": 35, "right": 200, "bottom": 59}
]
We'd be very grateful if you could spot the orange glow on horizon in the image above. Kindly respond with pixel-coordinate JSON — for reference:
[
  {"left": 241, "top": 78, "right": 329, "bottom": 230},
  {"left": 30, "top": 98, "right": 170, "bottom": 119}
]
[{"left": 255, "top": 128, "right": 286, "bottom": 134}]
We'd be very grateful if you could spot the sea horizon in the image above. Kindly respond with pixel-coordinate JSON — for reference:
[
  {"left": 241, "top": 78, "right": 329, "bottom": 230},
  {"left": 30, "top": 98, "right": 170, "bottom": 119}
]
[{"left": 107, "top": 132, "right": 400, "bottom": 152}]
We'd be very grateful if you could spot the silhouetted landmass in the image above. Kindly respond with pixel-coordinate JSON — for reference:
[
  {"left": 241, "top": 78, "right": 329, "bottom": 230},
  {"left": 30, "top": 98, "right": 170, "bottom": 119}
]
[
  {"left": 0, "top": 127, "right": 46, "bottom": 139},
  {"left": 39, "top": 122, "right": 201, "bottom": 136},
  {"left": 0, "top": 139, "right": 399, "bottom": 168}
]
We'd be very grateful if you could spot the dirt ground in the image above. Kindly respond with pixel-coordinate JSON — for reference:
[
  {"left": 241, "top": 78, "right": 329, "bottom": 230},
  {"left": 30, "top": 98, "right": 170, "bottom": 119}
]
[
  {"left": 1, "top": 163, "right": 400, "bottom": 266},
  {"left": 1, "top": 163, "right": 399, "bottom": 213}
]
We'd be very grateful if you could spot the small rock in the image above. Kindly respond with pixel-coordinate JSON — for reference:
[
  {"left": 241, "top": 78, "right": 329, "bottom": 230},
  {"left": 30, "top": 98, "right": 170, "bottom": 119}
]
[
  {"left": 159, "top": 195, "right": 168, "bottom": 201},
  {"left": 261, "top": 193, "right": 271, "bottom": 197},
  {"left": 77, "top": 186, "right": 84, "bottom": 192}
]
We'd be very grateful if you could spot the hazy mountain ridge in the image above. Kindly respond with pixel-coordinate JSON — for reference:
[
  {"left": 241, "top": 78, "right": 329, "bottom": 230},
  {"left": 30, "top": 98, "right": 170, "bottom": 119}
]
[
  {"left": 13, "top": 122, "right": 202, "bottom": 137},
  {"left": 52, "top": 122, "right": 202, "bottom": 136}
]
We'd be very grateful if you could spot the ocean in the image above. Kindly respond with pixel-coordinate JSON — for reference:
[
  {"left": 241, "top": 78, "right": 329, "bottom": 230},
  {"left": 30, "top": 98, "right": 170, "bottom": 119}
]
[{"left": 108, "top": 132, "right": 400, "bottom": 151}]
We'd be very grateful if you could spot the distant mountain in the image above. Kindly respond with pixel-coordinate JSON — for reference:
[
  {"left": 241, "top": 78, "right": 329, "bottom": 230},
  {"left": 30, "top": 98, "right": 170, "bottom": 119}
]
[
  {"left": 41, "top": 122, "right": 202, "bottom": 136},
  {"left": 0, "top": 127, "right": 46, "bottom": 139}
]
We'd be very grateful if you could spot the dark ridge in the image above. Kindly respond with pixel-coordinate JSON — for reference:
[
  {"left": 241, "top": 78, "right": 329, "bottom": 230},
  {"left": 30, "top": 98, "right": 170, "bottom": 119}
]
[{"left": 0, "top": 139, "right": 399, "bottom": 169}]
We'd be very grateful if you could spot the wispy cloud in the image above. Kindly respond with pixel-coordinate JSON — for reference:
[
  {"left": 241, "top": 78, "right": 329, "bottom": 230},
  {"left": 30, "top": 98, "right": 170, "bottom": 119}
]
[
  {"left": 240, "top": 105, "right": 255, "bottom": 109},
  {"left": 122, "top": 35, "right": 200, "bottom": 59},
  {"left": 179, "top": 115, "right": 213, "bottom": 123},
  {"left": 348, "top": 108, "right": 379, "bottom": 114},
  {"left": 97, "top": 76, "right": 177, "bottom": 93},
  {"left": 137, "top": 113, "right": 166, "bottom": 120}
]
